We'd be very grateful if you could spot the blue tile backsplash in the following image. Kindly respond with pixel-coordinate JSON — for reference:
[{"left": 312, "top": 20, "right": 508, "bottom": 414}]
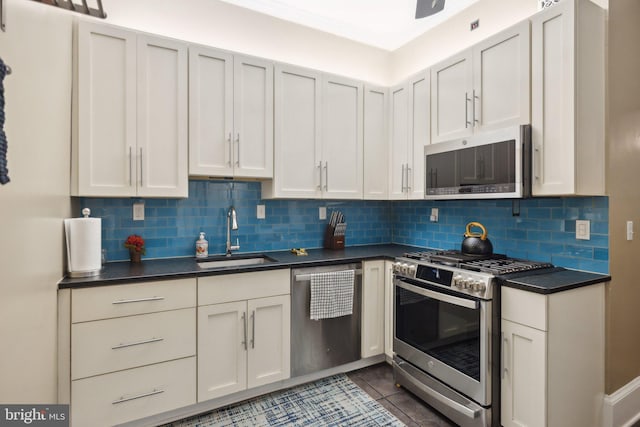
[{"left": 78, "top": 180, "right": 609, "bottom": 274}]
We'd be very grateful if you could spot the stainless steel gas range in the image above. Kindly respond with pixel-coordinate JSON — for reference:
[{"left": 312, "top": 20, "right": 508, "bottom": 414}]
[{"left": 391, "top": 250, "right": 554, "bottom": 427}]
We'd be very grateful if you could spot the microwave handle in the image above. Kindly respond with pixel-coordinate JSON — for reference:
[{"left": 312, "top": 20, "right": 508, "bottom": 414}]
[{"left": 395, "top": 279, "right": 478, "bottom": 310}]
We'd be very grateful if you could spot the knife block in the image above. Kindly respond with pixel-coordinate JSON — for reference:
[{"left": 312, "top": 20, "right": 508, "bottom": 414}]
[{"left": 323, "top": 225, "right": 345, "bottom": 249}]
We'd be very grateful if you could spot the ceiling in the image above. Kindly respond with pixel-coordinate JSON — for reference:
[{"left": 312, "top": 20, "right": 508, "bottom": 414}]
[{"left": 217, "top": 0, "right": 480, "bottom": 51}]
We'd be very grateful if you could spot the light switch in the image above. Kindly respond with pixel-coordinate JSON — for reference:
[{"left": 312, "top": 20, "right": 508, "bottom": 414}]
[
  {"left": 627, "top": 221, "right": 634, "bottom": 241},
  {"left": 133, "top": 202, "right": 144, "bottom": 221},
  {"left": 576, "top": 220, "right": 590, "bottom": 240},
  {"left": 257, "top": 204, "right": 266, "bottom": 219}
]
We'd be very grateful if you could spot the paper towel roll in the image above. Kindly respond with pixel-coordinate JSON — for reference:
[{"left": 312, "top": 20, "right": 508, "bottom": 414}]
[{"left": 64, "top": 217, "right": 102, "bottom": 277}]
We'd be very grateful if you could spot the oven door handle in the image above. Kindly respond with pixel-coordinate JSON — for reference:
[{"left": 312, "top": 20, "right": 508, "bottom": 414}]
[{"left": 396, "top": 280, "right": 479, "bottom": 310}]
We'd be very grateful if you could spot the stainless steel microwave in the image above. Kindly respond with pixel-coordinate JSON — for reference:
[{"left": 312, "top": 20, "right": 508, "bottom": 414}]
[{"left": 424, "top": 124, "right": 531, "bottom": 200}]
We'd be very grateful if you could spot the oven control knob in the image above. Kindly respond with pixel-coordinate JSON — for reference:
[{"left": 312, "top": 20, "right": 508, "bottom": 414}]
[
  {"left": 453, "top": 275, "right": 463, "bottom": 287},
  {"left": 407, "top": 264, "right": 416, "bottom": 276},
  {"left": 475, "top": 282, "right": 487, "bottom": 292}
]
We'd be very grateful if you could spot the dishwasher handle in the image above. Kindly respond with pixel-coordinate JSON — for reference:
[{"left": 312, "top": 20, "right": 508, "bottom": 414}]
[{"left": 294, "top": 269, "right": 363, "bottom": 282}]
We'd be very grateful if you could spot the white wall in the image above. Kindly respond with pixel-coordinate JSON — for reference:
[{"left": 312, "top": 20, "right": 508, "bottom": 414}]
[
  {"left": 0, "top": 0, "right": 72, "bottom": 403},
  {"left": 97, "top": 0, "right": 392, "bottom": 85}
]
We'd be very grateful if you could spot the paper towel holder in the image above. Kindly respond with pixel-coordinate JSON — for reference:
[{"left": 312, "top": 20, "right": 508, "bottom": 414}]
[{"left": 65, "top": 208, "right": 103, "bottom": 278}]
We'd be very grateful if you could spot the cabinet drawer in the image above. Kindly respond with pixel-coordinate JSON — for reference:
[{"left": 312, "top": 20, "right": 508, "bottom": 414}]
[
  {"left": 71, "top": 278, "right": 196, "bottom": 322},
  {"left": 71, "top": 357, "right": 195, "bottom": 427},
  {"left": 72, "top": 308, "right": 195, "bottom": 380},
  {"left": 501, "top": 287, "right": 547, "bottom": 331},
  {"left": 199, "top": 269, "right": 290, "bottom": 306}
]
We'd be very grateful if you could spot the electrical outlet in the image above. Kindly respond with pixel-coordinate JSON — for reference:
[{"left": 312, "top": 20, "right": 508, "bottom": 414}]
[
  {"left": 257, "top": 204, "right": 266, "bottom": 219},
  {"left": 133, "top": 202, "right": 145, "bottom": 221},
  {"left": 319, "top": 207, "right": 327, "bottom": 220},
  {"left": 576, "top": 220, "right": 590, "bottom": 240},
  {"left": 430, "top": 208, "right": 439, "bottom": 222}
]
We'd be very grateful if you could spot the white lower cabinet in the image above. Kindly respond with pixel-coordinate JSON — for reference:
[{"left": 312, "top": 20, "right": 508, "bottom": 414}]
[
  {"left": 500, "top": 284, "right": 605, "bottom": 427},
  {"left": 383, "top": 260, "right": 394, "bottom": 360},
  {"left": 361, "top": 260, "right": 385, "bottom": 358},
  {"left": 197, "top": 270, "right": 291, "bottom": 402},
  {"left": 72, "top": 357, "right": 196, "bottom": 427},
  {"left": 60, "top": 278, "right": 197, "bottom": 426}
]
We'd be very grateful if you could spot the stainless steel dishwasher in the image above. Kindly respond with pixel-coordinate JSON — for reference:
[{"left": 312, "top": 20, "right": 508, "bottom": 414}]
[{"left": 290, "top": 263, "right": 362, "bottom": 377}]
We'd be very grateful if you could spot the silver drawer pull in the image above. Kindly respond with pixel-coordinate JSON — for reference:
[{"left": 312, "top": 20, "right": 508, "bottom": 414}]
[
  {"left": 112, "top": 296, "right": 165, "bottom": 305},
  {"left": 112, "top": 388, "right": 164, "bottom": 405},
  {"left": 112, "top": 337, "right": 164, "bottom": 350}
]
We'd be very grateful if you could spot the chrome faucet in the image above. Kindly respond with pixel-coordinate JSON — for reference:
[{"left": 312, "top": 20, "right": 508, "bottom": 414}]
[{"left": 226, "top": 206, "right": 240, "bottom": 255}]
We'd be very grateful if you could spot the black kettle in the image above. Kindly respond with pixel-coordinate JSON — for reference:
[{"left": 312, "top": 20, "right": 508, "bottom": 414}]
[{"left": 461, "top": 222, "right": 493, "bottom": 256}]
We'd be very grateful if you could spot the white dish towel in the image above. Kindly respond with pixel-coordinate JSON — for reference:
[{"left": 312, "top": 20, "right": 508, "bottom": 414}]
[{"left": 310, "top": 270, "right": 355, "bottom": 320}]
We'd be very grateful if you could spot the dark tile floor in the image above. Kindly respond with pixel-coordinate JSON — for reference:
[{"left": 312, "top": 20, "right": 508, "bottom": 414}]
[{"left": 347, "top": 363, "right": 457, "bottom": 427}]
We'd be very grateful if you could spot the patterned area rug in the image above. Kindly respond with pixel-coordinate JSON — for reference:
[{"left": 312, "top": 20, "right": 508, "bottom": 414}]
[{"left": 168, "top": 374, "right": 405, "bottom": 426}]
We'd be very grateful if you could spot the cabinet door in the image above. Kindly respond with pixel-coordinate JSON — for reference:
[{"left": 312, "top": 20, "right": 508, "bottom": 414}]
[
  {"left": 501, "top": 319, "right": 547, "bottom": 427},
  {"left": 247, "top": 295, "right": 290, "bottom": 389},
  {"left": 473, "top": 21, "right": 530, "bottom": 133},
  {"left": 188, "top": 46, "right": 234, "bottom": 177},
  {"left": 383, "top": 261, "right": 394, "bottom": 359},
  {"left": 388, "top": 84, "right": 409, "bottom": 200},
  {"left": 74, "top": 22, "right": 137, "bottom": 197},
  {"left": 407, "top": 70, "right": 430, "bottom": 199},
  {"left": 233, "top": 55, "right": 274, "bottom": 179},
  {"left": 137, "top": 35, "right": 188, "bottom": 198},
  {"left": 431, "top": 51, "right": 473, "bottom": 143},
  {"left": 197, "top": 301, "right": 247, "bottom": 401},
  {"left": 531, "top": 1, "right": 575, "bottom": 196},
  {"left": 361, "top": 260, "right": 385, "bottom": 358},
  {"left": 272, "top": 65, "right": 322, "bottom": 198},
  {"left": 322, "top": 75, "right": 364, "bottom": 199},
  {"left": 363, "top": 85, "right": 388, "bottom": 200}
]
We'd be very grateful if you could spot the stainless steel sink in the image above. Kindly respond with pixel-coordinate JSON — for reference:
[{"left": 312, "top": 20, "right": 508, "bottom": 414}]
[{"left": 197, "top": 254, "right": 276, "bottom": 269}]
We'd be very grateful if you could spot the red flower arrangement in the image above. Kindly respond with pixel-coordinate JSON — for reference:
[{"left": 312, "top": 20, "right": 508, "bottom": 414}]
[{"left": 124, "top": 234, "right": 146, "bottom": 255}]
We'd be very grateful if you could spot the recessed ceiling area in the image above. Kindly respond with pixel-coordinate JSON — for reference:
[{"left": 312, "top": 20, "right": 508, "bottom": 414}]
[{"left": 217, "top": 0, "right": 480, "bottom": 51}]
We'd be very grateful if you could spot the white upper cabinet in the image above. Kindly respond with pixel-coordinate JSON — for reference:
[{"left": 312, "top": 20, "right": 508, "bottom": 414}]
[
  {"left": 136, "top": 35, "right": 188, "bottom": 198},
  {"left": 72, "top": 21, "right": 188, "bottom": 198},
  {"left": 389, "top": 70, "right": 430, "bottom": 200},
  {"left": 264, "top": 65, "right": 363, "bottom": 199},
  {"left": 322, "top": 74, "right": 364, "bottom": 199},
  {"left": 431, "top": 20, "right": 530, "bottom": 144},
  {"left": 530, "top": 0, "right": 605, "bottom": 196},
  {"left": 264, "top": 64, "right": 322, "bottom": 199},
  {"left": 363, "top": 85, "right": 389, "bottom": 200},
  {"left": 189, "top": 47, "right": 273, "bottom": 179}
]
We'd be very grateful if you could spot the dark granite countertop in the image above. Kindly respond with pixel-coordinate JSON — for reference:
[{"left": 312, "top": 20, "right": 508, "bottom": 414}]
[
  {"left": 58, "top": 244, "right": 421, "bottom": 289},
  {"left": 59, "top": 243, "right": 610, "bottom": 293},
  {"left": 500, "top": 267, "right": 610, "bottom": 294}
]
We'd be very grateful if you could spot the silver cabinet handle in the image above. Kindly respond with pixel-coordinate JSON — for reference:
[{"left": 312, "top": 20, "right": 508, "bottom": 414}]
[
  {"left": 250, "top": 310, "right": 255, "bottom": 349},
  {"left": 241, "top": 312, "right": 248, "bottom": 350},
  {"left": 317, "top": 161, "right": 323, "bottom": 190},
  {"left": 502, "top": 332, "right": 510, "bottom": 379},
  {"left": 112, "top": 337, "right": 163, "bottom": 350},
  {"left": 534, "top": 146, "right": 541, "bottom": 181},
  {"left": 139, "top": 147, "right": 143, "bottom": 187},
  {"left": 112, "top": 389, "right": 164, "bottom": 405},
  {"left": 235, "top": 133, "right": 240, "bottom": 167},
  {"left": 128, "top": 147, "right": 133, "bottom": 186},
  {"left": 473, "top": 89, "right": 479, "bottom": 126},
  {"left": 465, "top": 92, "right": 471, "bottom": 128},
  {"left": 323, "top": 162, "right": 328, "bottom": 191},
  {"left": 227, "top": 133, "right": 232, "bottom": 167},
  {"left": 406, "top": 165, "right": 412, "bottom": 191},
  {"left": 112, "top": 296, "right": 165, "bottom": 305},
  {"left": 401, "top": 164, "right": 406, "bottom": 192}
]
